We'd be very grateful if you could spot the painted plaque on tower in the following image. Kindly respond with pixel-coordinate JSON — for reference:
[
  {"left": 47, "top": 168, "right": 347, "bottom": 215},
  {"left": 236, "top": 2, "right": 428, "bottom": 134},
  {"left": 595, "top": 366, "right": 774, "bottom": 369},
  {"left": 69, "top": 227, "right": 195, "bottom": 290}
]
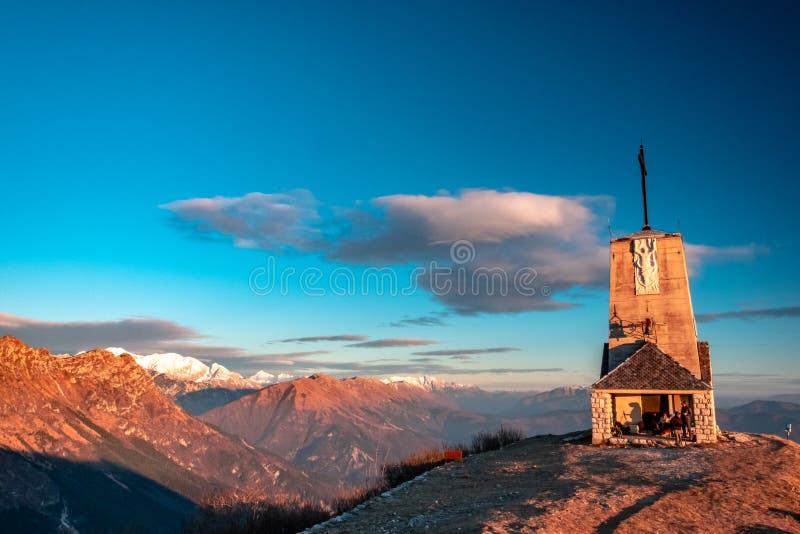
[{"left": 632, "top": 237, "right": 660, "bottom": 295}]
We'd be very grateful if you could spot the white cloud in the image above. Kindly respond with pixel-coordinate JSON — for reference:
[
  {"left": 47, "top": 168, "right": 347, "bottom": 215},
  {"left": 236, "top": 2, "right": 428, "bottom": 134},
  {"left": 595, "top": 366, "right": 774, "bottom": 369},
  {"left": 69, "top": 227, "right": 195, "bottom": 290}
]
[
  {"left": 347, "top": 338, "right": 438, "bottom": 348},
  {"left": 279, "top": 334, "right": 368, "bottom": 342},
  {"left": 0, "top": 312, "right": 201, "bottom": 354},
  {"left": 161, "top": 188, "right": 763, "bottom": 314},
  {"left": 161, "top": 190, "right": 325, "bottom": 252},
  {"left": 334, "top": 190, "right": 612, "bottom": 264}
]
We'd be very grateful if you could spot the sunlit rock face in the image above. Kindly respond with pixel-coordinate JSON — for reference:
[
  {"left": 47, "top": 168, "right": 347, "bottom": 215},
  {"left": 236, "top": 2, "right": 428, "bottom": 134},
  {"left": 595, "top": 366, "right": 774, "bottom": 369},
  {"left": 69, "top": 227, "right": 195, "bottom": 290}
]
[
  {"left": 0, "top": 336, "right": 326, "bottom": 531},
  {"left": 199, "top": 373, "right": 591, "bottom": 486}
]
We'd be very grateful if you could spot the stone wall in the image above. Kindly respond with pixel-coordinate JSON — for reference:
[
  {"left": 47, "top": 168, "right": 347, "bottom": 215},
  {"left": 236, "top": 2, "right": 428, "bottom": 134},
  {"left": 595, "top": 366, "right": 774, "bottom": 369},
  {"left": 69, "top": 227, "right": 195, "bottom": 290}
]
[
  {"left": 593, "top": 389, "right": 718, "bottom": 445},
  {"left": 692, "top": 391, "right": 717, "bottom": 443},
  {"left": 591, "top": 391, "right": 613, "bottom": 444}
]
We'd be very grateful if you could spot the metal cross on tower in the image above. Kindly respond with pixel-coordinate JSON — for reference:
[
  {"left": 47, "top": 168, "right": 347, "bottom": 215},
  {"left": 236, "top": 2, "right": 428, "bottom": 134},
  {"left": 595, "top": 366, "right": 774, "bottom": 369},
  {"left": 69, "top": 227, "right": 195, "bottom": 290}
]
[{"left": 638, "top": 144, "right": 650, "bottom": 230}]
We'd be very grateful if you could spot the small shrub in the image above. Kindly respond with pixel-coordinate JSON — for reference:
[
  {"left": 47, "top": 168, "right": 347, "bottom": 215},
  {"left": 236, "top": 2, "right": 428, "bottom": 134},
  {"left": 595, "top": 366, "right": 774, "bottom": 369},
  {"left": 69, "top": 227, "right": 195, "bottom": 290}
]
[
  {"left": 470, "top": 425, "right": 524, "bottom": 454},
  {"left": 382, "top": 448, "right": 445, "bottom": 487},
  {"left": 496, "top": 425, "right": 525, "bottom": 446}
]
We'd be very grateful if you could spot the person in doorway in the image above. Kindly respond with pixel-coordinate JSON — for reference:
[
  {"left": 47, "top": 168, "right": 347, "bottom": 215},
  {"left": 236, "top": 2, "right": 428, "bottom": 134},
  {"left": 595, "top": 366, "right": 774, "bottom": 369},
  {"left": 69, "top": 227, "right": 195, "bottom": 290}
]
[
  {"left": 670, "top": 412, "right": 682, "bottom": 437},
  {"left": 659, "top": 412, "right": 670, "bottom": 435},
  {"left": 612, "top": 420, "right": 625, "bottom": 437},
  {"left": 680, "top": 401, "right": 692, "bottom": 437}
]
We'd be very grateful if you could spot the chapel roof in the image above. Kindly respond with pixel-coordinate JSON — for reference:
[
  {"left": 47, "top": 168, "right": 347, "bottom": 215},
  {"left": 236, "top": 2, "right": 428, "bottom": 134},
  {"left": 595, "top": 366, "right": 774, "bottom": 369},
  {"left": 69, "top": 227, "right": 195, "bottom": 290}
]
[{"left": 592, "top": 342, "right": 711, "bottom": 391}]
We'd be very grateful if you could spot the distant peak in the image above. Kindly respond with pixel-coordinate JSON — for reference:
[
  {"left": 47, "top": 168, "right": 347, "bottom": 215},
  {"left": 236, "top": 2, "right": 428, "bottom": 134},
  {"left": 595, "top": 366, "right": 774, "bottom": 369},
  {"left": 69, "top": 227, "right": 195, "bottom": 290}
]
[
  {"left": 105, "top": 346, "right": 139, "bottom": 358},
  {"left": 248, "top": 370, "right": 274, "bottom": 385},
  {"left": 247, "top": 370, "right": 294, "bottom": 386},
  {"left": 0, "top": 336, "right": 52, "bottom": 359},
  {"left": 308, "top": 373, "right": 334, "bottom": 381},
  {"left": 102, "top": 347, "right": 258, "bottom": 387},
  {"left": 0, "top": 335, "right": 24, "bottom": 346},
  {"left": 380, "top": 375, "right": 470, "bottom": 391}
]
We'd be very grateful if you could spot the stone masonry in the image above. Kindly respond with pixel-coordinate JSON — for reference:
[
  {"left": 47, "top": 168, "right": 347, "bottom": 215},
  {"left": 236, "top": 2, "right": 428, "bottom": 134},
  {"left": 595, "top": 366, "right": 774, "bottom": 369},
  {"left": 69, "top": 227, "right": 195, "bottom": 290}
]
[
  {"left": 692, "top": 391, "right": 717, "bottom": 443},
  {"left": 591, "top": 391, "right": 613, "bottom": 445}
]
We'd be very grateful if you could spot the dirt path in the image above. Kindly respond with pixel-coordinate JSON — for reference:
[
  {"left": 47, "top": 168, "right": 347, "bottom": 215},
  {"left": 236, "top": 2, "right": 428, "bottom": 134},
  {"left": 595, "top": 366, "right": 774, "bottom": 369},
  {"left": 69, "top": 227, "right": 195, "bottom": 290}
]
[{"left": 310, "top": 433, "right": 800, "bottom": 533}]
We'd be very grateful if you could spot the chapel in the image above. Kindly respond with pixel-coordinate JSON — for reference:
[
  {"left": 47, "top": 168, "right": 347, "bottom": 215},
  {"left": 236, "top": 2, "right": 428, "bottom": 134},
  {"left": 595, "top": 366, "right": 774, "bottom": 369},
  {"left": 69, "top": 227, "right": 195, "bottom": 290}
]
[{"left": 590, "top": 147, "right": 717, "bottom": 444}]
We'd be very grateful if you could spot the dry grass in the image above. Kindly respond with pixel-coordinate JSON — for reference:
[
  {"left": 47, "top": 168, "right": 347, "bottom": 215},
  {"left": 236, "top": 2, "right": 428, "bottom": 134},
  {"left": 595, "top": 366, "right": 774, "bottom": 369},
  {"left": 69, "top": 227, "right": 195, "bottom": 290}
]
[
  {"left": 184, "top": 426, "right": 526, "bottom": 532},
  {"left": 182, "top": 490, "right": 330, "bottom": 534},
  {"left": 383, "top": 447, "right": 446, "bottom": 487},
  {"left": 330, "top": 481, "right": 386, "bottom": 515}
]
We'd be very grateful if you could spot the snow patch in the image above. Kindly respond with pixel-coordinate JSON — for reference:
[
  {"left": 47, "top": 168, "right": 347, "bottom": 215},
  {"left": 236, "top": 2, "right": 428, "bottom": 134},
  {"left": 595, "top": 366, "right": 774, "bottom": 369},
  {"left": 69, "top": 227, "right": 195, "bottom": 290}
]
[
  {"left": 101, "top": 346, "right": 260, "bottom": 387},
  {"left": 104, "top": 472, "right": 130, "bottom": 491},
  {"left": 381, "top": 375, "right": 470, "bottom": 391},
  {"left": 135, "top": 352, "right": 210, "bottom": 381},
  {"left": 60, "top": 503, "right": 79, "bottom": 533}
]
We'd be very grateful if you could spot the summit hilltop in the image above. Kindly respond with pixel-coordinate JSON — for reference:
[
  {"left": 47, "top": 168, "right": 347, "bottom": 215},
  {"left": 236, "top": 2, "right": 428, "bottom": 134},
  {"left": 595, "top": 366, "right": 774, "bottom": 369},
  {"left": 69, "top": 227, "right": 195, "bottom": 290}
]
[{"left": 311, "top": 432, "right": 800, "bottom": 533}]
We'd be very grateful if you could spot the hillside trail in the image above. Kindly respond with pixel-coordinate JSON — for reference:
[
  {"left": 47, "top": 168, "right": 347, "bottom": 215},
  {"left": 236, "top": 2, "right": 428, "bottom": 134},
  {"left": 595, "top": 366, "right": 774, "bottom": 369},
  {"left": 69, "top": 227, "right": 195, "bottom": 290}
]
[{"left": 311, "top": 432, "right": 800, "bottom": 533}]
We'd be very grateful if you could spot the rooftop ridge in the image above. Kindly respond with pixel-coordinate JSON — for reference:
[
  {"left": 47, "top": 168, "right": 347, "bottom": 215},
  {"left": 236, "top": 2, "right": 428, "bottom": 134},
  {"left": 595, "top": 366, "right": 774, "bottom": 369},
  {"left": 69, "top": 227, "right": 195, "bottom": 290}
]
[{"left": 591, "top": 342, "right": 710, "bottom": 391}]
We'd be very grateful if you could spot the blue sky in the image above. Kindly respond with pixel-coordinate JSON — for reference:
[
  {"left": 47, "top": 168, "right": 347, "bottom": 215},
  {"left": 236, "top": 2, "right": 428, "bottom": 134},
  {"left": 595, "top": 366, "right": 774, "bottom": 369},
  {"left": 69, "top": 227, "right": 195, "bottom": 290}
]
[{"left": 1, "top": 1, "right": 798, "bottom": 397}]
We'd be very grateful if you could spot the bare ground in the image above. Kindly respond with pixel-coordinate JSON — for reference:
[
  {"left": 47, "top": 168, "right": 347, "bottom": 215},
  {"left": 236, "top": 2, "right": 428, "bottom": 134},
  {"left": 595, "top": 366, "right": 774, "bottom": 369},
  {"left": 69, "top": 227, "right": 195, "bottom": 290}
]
[{"left": 311, "top": 432, "right": 800, "bottom": 533}]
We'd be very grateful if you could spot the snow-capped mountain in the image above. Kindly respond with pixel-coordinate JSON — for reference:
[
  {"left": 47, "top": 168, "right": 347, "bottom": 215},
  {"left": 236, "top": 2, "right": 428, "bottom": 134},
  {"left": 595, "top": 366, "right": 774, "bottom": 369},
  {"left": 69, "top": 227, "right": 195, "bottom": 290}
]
[
  {"left": 132, "top": 351, "right": 211, "bottom": 381},
  {"left": 99, "top": 347, "right": 298, "bottom": 414},
  {"left": 104, "top": 347, "right": 260, "bottom": 388},
  {"left": 249, "top": 370, "right": 275, "bottom": 385},
  {"left": 248, "top": 370, "right": 295, "bottom": 386},
  {"left": 0, "top": 336, "right": 324, "bottom": 532},
  {"left": 381, "top": 376, "right": 549, "bottom": 416},
  {"left": 381, "top": 375, "right": 470, "bottom": 391}
]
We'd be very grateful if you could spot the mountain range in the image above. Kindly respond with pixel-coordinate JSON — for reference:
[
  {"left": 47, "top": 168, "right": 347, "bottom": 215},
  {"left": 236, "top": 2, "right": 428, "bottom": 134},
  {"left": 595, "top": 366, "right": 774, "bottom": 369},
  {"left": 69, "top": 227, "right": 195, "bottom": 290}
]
[
  {"left": 0, "top": 336, "right": 325, "bottom": 532},
  {"left": 102, "top": 346, "right": 293, "bottom": 415},
  {"left": 717, "top": 400, "right": 799, "bottom": 443},
  {"left": 103, "top": 346, "right": 288, "bottom": 388},
  {"left": 199, "top": 373, "right": 592, "bottom": 485},
  {"left": 381, "top": 375, "right": 534, "bottom": 415},
  {"left": 0, "top": 335, "right": 794, "bottom": 532}
]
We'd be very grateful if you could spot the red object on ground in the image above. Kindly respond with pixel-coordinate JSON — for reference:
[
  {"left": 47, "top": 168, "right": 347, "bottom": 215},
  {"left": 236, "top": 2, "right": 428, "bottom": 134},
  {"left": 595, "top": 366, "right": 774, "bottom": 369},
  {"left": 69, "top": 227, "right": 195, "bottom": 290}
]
[{"left": 444, "top": 449, "right": 463, "bottom": 461}]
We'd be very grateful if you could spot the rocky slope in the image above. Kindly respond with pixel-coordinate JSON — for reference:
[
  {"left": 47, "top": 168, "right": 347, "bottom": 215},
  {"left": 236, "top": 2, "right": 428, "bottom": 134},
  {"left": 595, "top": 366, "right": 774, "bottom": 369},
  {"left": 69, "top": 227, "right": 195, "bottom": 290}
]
[
  {"left": 0, "top": 336, "right": 323, "bottom": 532},
  {"left": 200, "top": 373, "right": 542, "bottom": 486},
  {"left": 311, "top": 432, "right": 800, "bottom": 533},
  {"left": 151, "top": 374, "right": 260, "bottom": 415},
  {"left": 199, "top": 374, "right": 594, "bottom": 486}
]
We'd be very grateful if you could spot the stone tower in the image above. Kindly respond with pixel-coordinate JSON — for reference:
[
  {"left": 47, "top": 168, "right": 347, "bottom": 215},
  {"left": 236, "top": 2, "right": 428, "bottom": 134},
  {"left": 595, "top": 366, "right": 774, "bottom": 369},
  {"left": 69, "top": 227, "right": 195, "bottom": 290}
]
[
  {"left": 590, "top": 147, "right": 717, "bottom": 445},
  {"left": 606, "top": 230, "right": 700, "bottom": 376}
]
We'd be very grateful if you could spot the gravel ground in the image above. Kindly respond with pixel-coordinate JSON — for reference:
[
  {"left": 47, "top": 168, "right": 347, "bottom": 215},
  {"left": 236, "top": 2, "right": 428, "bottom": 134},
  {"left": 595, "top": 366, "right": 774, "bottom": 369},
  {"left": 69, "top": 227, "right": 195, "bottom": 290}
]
[{"left": 308, "top": 432, "right": 800, "bottom": 533}]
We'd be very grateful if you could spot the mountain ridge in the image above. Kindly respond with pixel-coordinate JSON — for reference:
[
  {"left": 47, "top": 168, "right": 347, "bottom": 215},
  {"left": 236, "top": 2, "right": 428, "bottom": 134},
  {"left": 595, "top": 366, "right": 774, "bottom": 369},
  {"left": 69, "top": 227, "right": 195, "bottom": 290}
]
[
  {"left": 104, "top": 346, "right": 264, "bottom": 388},
  {"left": 0, "top": 336, "right": 327, "bottom": 531},
  {"left": 201, "top": 373, "right": 479, "bottom": 485},
  {"left": 199, "top": 372, "right": 590, "bottom": 485}
]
